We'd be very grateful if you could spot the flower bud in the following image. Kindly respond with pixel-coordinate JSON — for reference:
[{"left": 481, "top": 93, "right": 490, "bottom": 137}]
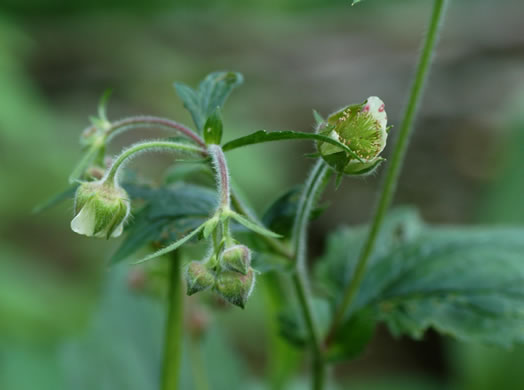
[
  {"left": 221, "top": 245, "right": 251, "bottom": 275},
  {"left": 71, "top": 180, "right": 130, "bottom": 239},
  {"left": 318, "top": 96, "right": 388, "bottom": 175},
  {"left": 215, "top": 268, "right": 255, "bottom": 309},
  {"left": 185, "top": 261, "right": 215, "bottom": 296}
]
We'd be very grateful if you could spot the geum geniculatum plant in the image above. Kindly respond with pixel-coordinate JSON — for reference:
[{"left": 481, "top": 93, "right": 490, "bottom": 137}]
[{"left": 43, "top": 1, "right": 524, "bottom": 389}]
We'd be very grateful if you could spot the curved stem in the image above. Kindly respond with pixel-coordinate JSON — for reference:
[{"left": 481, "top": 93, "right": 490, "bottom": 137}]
[
  {"left": 107, "top": 116, "right": 206, "bottom": 148},
  {"left": 161, "top": 252, "right": 184, "bottom": 390},
  {"left": 290, "top": 159, "right": 331, "bottom": 390},
  {"left": 208, "top": 145, "right": 231, "bottom": 210},
  {"left": 326, "top": 0, "right": 449, "bottom": 345},
  {"left": 104, "top": 140, "right": 205, "bottom": 183}
]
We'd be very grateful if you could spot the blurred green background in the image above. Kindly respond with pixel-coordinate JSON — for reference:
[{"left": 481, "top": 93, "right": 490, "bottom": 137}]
[{"left": 1, "top": 0, "right": 524, "bottom": 389}]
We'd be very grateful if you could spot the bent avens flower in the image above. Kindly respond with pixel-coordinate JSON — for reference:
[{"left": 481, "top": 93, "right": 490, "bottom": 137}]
[
  {"left": 71, "top": 180, "right": 130, "bottom": 239},
  {"left": 318, "top": 96, "right": 388, "bottom": 175}
]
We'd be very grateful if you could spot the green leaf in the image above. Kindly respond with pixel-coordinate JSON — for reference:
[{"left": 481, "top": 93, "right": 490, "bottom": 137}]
[
  {"left": 326, "top": 308, "right": 376, "bottom": 362},
  {"left": 318, "top": 211, "right": 524, "bottom": 347},
  {"left": 228, "top": 210, "right": 282, "bottom": 239},
  {"left": 352, "top": 0, "right": 363, "bottom": 5},
  {"left": 222, "top": 130, "right": 363, "bottom": 163},
  {"left": 262, "top": 187, "right": 325, "bottom": 238},
  {"left": 33, "top": 184, "right": 79, "bottom": 213},
  {"left": 203, "top": 107, "right": 223, "bottom": 145},
  {"left": 174, "top": 71, "right": 243, "bottom": 132},
  {"left": 111, "top": 184, "right": 217, "bottom": 264}
]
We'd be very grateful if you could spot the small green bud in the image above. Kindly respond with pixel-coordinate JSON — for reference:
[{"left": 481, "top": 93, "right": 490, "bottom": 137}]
[
  {"left": 318, "top": 96, "right": 388, "bottom": 175},
  {"left": 71, "top": 180, "right": 130, "bottom": 239},
  {"left": 221, "top": 245, "right": 251, "bottom": 275},
  {"left": 185, "top": 261, "right": 215, "bottom": 296},
  {"left": 215, "top": 268, "right": 255, "bottom": 309}
]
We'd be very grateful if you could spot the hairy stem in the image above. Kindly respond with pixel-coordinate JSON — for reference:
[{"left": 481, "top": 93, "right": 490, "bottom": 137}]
[
  {"left": 161, "top": 252, "right": 184, "bottom": 390},
  {"left": 208, "top": 145, "right": 231, "bottom": 210},
  {"left": 105, "top": 116, "right": 206, "bottom": 148},
  {"left": 326, "top": 0, "right": 449, "bottom": 344},
  {"left": 104, "top": 140, "right": 205, "bottom": 183},
  {"left": 291, "top": 159, "right": 331, "bottom": 390}
]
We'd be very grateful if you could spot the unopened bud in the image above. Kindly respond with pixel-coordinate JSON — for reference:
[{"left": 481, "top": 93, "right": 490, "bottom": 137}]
[
  {"left": 221, "top": 245, "right": 251, "bottom": 275},
  {"left": 71, "top": 180, "right": 130, "bottom": 239},
  {"left": 215, "top": 268, "right": 255, "bottom": 309},
  {"left": 185, "top": 261, "right": 215, "bottom": 296},
  {"left": 318, "top": 96, "right": 388, "bottom": 175}
]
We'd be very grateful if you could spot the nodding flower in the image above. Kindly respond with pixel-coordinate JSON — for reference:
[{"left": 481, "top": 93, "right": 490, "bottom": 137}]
[{"left": 71, "top": 180, "right": 130, "bottom": 239}]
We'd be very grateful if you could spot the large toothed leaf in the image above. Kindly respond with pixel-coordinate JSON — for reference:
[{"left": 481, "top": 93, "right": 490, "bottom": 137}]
[
  {"left": 317, "top": 209, "right": 524, "bottom": 351},
  {"left": 222, "top": 130, "right": 363, "bottom": 162},
  {"left": 174, "top": 71, "right": 243, "bottom": 132}
]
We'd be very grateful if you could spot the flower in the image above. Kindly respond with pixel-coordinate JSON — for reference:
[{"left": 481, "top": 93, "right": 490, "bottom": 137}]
[
  {"left": 71, "top": 180, "right": 130, "bottom": 238},
  {"left": 318, "top": 96, "right": 388, "bottom": 175}
]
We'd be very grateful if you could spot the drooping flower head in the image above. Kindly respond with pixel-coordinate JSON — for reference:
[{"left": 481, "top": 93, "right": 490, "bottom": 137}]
[{"left": 71, "top": 180, "right": 130, "bottom": 239}]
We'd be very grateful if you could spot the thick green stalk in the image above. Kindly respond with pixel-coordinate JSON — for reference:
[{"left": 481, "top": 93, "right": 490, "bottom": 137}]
[
  {"left": 291, "top": 159, "right": 331, "bottom": 390},
  {"left": 161, "top": 253, "right": 184, "bottom": 390},
  {"left": 326, "top": 0, "right": 449, "bottom": 344}
]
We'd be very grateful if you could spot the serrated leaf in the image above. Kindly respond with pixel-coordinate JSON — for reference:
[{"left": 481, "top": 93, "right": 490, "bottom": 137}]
[
  {"left": 222, "top": 130, "right": 363, "bottom": 163},
  {"left": 228, "top": 210, "right": 282, "bottom": 238},
  {"left": 174, "top": 71, "right": 243, "bottom": 132},
  {"left": 318, "top": 211, "right": 524, "bottom": 347},
  {"left": 203, "top": 107, "right": 223, "bottom": 145}
]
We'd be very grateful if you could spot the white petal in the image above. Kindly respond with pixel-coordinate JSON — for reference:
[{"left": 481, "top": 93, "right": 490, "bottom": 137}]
[
  {"left": 71, "top": 206, "right": 96, "bottom": 236},
  {"left": 363, "top": 96, "right": 387, "bottom": 131}
]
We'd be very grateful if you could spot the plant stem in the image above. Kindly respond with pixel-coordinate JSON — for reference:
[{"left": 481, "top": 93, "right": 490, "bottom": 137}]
[
  {"left": 104, "top": 140, "right": 205, "bottom": 183},
  {"left": 326, "top": 0, "right": 449, "bottom": 345},
  {"left": 291, "top": 159, "right": 331, "bottom": 390},
  {"left": 106, "top": 116, "right": 207, "bottom": 148},
  {"left": 208, "top": 145, "right": 231, "bottom": 210},
  {"left": 161, "top": 252, "right": 184, "bottom": 390}
]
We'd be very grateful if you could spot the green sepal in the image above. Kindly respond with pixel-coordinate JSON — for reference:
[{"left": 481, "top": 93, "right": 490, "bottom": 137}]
[
  {"left": 203, "top": 215, "right": 220, "bottom": 239},
  {"left": 227, "top": 210, "right": 282, "bottom": 238},
  {"left": 134, "top": 223, "right": 206, "bottom": 264}
]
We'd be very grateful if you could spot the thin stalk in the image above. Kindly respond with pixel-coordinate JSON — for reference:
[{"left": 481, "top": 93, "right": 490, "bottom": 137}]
[
  {"left": 326, "top": 0, "right": 449, "bottom": 344},
  {"left": 106, "top": 116, "right": 206, "bottom": 148},
  {"left": 161, "top": 252, "right": 184, "bottom": 390},
  {"left": 290, "top": 159, "right": 331, "bottom": 390},
  {"left": 208, "top": 145, "right": 231, "bottom": 210},
  {"left": 104, "top": 140, "right": 205, "bottom": 183}
]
